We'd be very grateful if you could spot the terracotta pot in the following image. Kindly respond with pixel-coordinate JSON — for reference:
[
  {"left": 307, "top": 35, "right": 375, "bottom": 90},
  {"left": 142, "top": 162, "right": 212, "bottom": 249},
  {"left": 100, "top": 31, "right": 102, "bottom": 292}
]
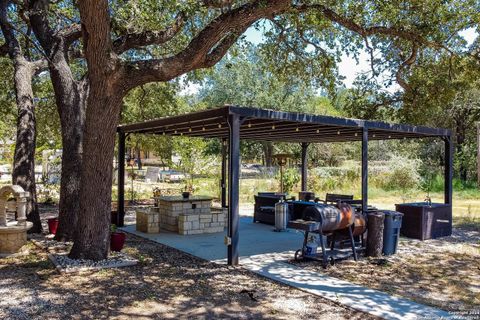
[
  {"left": 47, "top": 218, "right": 59, "bottom": 235},
  {"left": 110, "top": 232, "right": 126, "bottom": 252}
]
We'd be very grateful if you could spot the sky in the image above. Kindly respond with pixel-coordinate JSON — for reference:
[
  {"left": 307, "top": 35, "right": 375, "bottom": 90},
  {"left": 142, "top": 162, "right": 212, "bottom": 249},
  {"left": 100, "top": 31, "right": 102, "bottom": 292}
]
[{"left": 182, "top": 25, "right": 478, "bottom": 95}]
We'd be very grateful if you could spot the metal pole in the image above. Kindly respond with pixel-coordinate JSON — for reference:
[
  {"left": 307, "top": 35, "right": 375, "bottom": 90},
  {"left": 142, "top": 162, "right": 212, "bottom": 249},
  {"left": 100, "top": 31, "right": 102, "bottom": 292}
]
[
  {"left": 227, "top": 114, "right": 240, "bottom": 265},
  {"left": 301, "top": 142, "right": 309, "bottom": 191},
  {"left": 117, "top": 131, "right": 126, "bottom": 227},
  {"left": 444, "top": 136, "right": 453, "bottom": 205},
  {"left": 221, "top": 138, "right": 227, "bottom": 208},
  {"left": 361, "top": 128, "right": 368, "bottom": 215}
]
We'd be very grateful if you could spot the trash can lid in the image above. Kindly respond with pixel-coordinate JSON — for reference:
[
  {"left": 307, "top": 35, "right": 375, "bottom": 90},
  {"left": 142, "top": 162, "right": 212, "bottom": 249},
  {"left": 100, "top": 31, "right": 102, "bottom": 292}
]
[{"left": 381, "top": 210, "right": 403, "bottom": 217}]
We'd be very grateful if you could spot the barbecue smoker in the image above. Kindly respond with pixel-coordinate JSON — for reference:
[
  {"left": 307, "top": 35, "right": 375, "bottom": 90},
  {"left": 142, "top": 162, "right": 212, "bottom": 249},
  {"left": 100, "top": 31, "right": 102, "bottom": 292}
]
[{"left": 288, "top": 202, "right": 363, "bottom": 267}]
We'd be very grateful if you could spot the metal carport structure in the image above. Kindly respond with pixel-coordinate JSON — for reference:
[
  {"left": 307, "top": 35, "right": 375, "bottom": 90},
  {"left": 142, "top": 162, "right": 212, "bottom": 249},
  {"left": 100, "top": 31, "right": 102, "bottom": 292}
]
[{"left": 116, "top": 105, "right": 453, "bottom": 266}]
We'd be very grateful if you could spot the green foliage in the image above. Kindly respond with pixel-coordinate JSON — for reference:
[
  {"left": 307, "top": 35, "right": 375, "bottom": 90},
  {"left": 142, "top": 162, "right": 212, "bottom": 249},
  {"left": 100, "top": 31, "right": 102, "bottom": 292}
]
[
  {"left": 121, "top": 82, "right": 195, "bottom": 164},
  {"left": 276, "top": 167, "right": 300, "bottom": 195},
  {"left": 376, "top": 155, "right": 421, "bottom": 191},
  {"left": 308, "top": 166, "right": 360, "bottom": 193},
  {"left": 340, "top": 51, "right": 480, "bottom": 184},
  {"left": 199, "top": 43, "right": 319, "bottom": 112},
  {"left": 173, "top": 136, "right": 216, "bottom": 184}
]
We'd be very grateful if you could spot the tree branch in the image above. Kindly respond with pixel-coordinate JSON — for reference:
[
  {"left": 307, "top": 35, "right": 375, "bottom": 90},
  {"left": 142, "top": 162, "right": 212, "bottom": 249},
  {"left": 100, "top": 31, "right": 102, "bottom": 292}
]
[
  {"left": 202, "top": 0, "right": 233, "bottom": 10},
  {"left": 0, "top": 0, "right": 23, "bottom": 60},
  {"left": 122, "top": 0, "right": 291, "bottom": 89},
  {"left": 113, "top": 13, "right": 185, "bottom": 54},
  {"left": 55, "top": 23, "right": 82, "bottom": 46},
  {"left": 294, "top": 4, "right": 451, "bottom": 51},
  {"left": 31, "top": 57, "right": 48, "bottom": 75},
  {"left": 0, "top": 42, "right": 8, "bottom": 56},
  {"left": 396, "top": 43, "right": 417, "bottom": 92}
]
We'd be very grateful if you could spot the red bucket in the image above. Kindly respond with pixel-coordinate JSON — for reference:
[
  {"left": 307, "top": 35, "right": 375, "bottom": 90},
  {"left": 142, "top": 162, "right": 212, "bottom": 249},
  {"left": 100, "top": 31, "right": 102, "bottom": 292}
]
[
  {"left": 47, "top": 218, "right": 59, "bottom": 235},
  {"left": 110, "top": 232, "right": 126, "bottom": 252}
]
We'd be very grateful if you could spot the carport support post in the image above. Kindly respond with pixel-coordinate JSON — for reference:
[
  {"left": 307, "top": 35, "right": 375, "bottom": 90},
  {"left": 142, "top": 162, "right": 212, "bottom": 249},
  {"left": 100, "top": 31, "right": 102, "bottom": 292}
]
[
  {"left": 444, "top": 136, "right": 453, "bottom": 205},
  {"left": 117, "top": 131, "right": 126, "bottom": 227},
  {"left": 361, "top": 128, "right": 368, "bottom": 215},
  {"left": 221, "top": 138, "right": 227, "bottom": 208},
  {"left": 227, "top": 114, "right": 240, "bottom": 265},
  {"left": 301, "top": 143, "right": 309, "bottom": 191}
]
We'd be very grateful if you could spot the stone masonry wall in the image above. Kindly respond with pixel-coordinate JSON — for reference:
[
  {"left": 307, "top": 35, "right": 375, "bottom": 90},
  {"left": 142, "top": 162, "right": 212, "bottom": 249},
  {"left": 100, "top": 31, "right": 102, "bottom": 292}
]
[
  {"left": 178, "top": 207, "right": 227, "bottom": 235},
  {"left": 136, "top": 208, "right": 159, "bottom": 233},
  {"left": 0, "top": 229, "right": 27, "bottom": 254},
  {"left": 136, "top": 201, "right": 228, "bottom": 235},
  {"left": 158, "top": 199, "right": 212, "bottom": 232}
]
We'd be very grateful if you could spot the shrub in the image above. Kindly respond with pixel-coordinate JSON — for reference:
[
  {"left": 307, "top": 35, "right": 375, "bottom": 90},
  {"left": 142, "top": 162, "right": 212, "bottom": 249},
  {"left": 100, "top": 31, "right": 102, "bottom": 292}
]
[
  {"left": 276, "top": 167, "right": 300, "bottom": 195},
  {"left": 381, "top": 155, "right": 421, "bottom": 191}
]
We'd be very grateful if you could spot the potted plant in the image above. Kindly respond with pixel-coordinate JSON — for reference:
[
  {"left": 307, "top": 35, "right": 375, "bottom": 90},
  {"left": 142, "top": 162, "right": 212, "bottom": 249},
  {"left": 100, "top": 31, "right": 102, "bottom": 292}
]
[
  {"left": 110, "top": 224, "right": 126, "bottom": 252},
  {"left": 47, "top": 217, "right": 59, "bottom": 235},
  {"left": 182, "top": 184, "right": 194, "bottom": 199}
]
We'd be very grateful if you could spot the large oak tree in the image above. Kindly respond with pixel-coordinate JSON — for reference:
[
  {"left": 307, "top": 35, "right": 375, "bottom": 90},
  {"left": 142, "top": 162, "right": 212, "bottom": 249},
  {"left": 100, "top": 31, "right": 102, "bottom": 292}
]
[{"left": 11, "top": 0, "right": 477, "bottom": 259}]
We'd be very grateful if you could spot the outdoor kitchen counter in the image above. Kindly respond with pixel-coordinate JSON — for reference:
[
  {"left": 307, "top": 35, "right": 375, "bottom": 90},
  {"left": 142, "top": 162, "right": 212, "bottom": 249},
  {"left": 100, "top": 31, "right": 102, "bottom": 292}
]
[
  {"left": 146, "top": 195, "right": 226, "bottom": 235},
  {"left": 156, "top": 195, "right": 213, "bottom": 202}
]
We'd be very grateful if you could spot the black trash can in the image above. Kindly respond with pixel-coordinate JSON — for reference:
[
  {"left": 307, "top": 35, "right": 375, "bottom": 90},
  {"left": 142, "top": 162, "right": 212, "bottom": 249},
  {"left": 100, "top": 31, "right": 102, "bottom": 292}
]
[{"left": 382, "top": 210, "right": 403, "bottom": 255}]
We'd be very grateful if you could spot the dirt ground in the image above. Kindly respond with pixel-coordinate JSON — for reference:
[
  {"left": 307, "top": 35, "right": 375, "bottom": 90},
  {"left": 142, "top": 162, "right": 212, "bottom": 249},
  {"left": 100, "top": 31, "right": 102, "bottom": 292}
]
[
  {"left": 0, "top": 232, "right": 374, "bottom": 319},
  {"left": 292, "top": 227, "right": 480, "bottom": 312}
]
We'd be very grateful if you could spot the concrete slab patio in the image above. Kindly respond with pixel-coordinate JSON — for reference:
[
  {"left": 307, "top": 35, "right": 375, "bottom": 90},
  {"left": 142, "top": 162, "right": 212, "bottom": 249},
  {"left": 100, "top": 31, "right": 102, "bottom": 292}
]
[{"left": 122, "top": 215, "right": 451, "bottom": 320}]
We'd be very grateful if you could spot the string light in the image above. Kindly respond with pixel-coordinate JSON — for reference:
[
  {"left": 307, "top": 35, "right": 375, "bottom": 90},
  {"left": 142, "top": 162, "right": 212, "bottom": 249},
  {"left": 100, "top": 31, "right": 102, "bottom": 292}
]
[
  {"left": 337, "top": 130, "right": 340, "bottom": 135},
  {"left": 295, "top": 127, "right": 299, "bottom": 132},
  {"left": 355, "top": 132, "right": 358, "bottom": 137},
  {"left": 248, "top": 122, "right": 251, "bottom": 128},
  {"left": 202, "top": 126, "right": 206, "bottom": 131},
  {"left": 180, "top": 132, "right": 183, "bottom": 136},
  {"left": 189, "top": 127, "right": 192, "bottom": 132},
  {"left": 316, "top": 129, "right": 319, "bottom": 133},
  {"left": 162, "top": 131, "right": 166, "bottom": 136},
  {"left": 372, "top": 134, "right": 376, "bottom": 138},
  {"left": 218, "top": 123, "right": 222, "bottom": 128},
  {"left": 174, "top": 130, "right": 177, "bottom": 134},
  {"left": 388, "top": 135, "right": 391, "bottom": 139},
  {"left": 272, "top": 125, "right": 275, "bottom": 130}
]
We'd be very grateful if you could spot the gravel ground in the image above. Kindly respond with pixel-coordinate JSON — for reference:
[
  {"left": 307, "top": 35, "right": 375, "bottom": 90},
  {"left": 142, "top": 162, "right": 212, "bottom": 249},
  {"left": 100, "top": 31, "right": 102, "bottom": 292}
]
[
  {"left": 0, "top": 234, "right": 375, "bottom": 319},
  {"left": 291, "top": 227, "right": 480, "bottom": 312}
]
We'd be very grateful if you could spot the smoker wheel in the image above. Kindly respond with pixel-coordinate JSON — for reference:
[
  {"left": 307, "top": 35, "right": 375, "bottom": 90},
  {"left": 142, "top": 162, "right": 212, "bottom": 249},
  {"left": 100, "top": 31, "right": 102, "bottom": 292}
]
[
  {"left": 329, "top": 256, "right": 335, "bottom": 266},
  {"left": 294, "top": 249, "right": 303, "bottom": 261}
]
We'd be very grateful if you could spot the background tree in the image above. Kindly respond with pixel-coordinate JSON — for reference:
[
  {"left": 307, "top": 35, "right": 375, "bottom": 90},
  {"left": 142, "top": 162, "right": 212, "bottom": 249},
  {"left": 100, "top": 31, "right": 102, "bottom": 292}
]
[
  {"left": 0, "top": 0, "right": 47, "bottom": 232},
  {"left": 121, "top": 81, "right": 190, "bottom": 169},
  {"left": 198, "top": 44, "right": 321, "bottom": 165},
  {"left": 342, "top": 51, "right": 480, "bottom": 183}
]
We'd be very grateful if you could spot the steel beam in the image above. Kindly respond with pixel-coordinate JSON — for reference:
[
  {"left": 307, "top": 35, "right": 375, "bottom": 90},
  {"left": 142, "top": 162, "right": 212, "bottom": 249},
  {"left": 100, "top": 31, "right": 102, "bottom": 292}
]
[
  {"left": 227, "top": 114, "right": 241, "bottom": 265},
  {"left": 221, "top": 138, "right": 227, "bottom": 208},
  {"left": 444, "top": 136, "right": 453, "bottom": 204},
  {"left": 361, "top": 128, "right": 368, "bottom": 215},
  {"left": 117, "top": 131, "right": 126, "bottom": 227},
  {"left": 301, "top": 142, "right": 309, "bottom": 191}
]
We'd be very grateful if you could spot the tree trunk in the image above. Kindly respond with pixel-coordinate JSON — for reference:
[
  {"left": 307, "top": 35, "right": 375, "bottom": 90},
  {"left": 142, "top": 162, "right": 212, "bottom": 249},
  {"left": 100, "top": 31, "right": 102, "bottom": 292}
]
[
  {"left": 262, "top": 141, "right": 273, "bottom": 167},
  {"left": 456, "top": 122, "right": 467, "bottom": 182},
  {"left": 477, "top": 122, "right": 480, "bottom": 188},
  {"left": 69, "top": 91, "right": 122, "bottom": 260},
  {"left": 51, "top": 76, "right": 87, "bottom": 241},
  {"left": 11, "top": 63, "right": 42, "bottom": 233},
  {"left": 28, "top": 1, "right": 86, "bottom": 241},
  {"left": 1, "top": 0, "right": 43, "bottom": 233},
  {"left": 136, "top": 146, "right": 142, "bottom": 170},
  {"left": 366, "top": 212, "right": 384, "bottom": 257},
  {"left": 54, "top": 115, "right": 85, "bottom": 241}
]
